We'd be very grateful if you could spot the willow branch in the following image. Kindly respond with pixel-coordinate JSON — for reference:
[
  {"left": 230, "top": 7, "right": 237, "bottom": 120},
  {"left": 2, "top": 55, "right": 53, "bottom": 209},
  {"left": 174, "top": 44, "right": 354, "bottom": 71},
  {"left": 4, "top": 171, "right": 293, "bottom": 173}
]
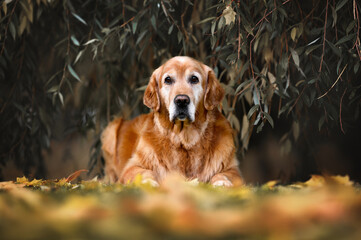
[
  {"left": 317, "top": 64, "right": 347, "bottom": 99},
  {"left": 319, "top": 0, "right": 329, "bottom": 72}
]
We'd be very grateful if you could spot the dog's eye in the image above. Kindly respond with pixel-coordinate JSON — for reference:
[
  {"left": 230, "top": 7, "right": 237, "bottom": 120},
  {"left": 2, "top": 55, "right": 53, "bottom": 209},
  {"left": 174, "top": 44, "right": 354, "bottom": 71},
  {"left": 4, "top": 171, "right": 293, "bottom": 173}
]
[
  {"left": 190, "top": 75, "right": 199, "bottom": 84},
  {"left": 164, "top": 76, "right": 172, "bottom": 85}
]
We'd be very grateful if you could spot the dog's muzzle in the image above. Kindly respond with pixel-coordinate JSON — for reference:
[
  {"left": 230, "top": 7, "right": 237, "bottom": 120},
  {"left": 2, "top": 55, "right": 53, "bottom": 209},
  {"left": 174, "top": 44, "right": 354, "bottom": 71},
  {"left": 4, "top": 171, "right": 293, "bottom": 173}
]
[{"left": 173, "top": 94, "right": 191, "bottom": 121}]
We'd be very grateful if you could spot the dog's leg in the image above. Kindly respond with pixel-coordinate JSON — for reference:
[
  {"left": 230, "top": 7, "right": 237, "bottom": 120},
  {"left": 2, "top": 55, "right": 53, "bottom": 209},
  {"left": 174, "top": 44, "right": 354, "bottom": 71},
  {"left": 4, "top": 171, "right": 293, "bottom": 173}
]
[{"left": 210, "top": 167, "right": 243, "bottom": 187}]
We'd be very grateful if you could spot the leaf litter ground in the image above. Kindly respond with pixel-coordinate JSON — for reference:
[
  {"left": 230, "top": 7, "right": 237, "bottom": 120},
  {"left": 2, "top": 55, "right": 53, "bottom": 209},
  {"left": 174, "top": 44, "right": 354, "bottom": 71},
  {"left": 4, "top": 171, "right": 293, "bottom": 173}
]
[{"left": 1, "top": 174, "right": 361, "bottom": 239}]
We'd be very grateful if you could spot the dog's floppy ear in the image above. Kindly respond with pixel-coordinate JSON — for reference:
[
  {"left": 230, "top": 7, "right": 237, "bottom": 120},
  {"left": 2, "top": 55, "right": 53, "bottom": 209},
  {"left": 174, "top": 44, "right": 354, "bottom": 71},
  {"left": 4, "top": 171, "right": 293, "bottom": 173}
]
[
  {"left": 204, "top": 67, "right": 225, "bottom": 111},
  {"left": 143, "top": 67, "right": 161, "bottom": 111}
]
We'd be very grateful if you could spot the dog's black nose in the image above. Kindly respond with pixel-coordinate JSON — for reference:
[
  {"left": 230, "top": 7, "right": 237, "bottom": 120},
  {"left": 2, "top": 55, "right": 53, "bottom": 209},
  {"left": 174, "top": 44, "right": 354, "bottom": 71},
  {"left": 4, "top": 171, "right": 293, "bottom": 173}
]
[{"left": 174, "top": 94, "right": 190, "bottom": 108}]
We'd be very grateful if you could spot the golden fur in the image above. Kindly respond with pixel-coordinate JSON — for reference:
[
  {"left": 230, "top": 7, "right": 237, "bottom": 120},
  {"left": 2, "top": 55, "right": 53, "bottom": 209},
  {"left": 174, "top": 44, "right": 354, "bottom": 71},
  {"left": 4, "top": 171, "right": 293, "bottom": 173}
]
[{"left": 101, "top": 56, "right": 243, "bottom": 186}]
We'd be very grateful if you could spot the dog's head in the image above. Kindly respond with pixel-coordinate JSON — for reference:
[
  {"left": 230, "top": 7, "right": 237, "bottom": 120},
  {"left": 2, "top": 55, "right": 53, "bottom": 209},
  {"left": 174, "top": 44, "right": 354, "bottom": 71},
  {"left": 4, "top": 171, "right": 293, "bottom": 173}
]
[{"left": 144, "top": 56, "right": 224, "bottom": 122}]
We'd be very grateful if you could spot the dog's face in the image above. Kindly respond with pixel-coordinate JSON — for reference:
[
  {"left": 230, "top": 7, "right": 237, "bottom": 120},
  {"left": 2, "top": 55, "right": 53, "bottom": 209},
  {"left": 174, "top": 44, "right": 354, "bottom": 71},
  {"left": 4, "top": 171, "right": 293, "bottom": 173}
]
[{"left": 144, "top": 56, "right": 224, "bottom": 122}]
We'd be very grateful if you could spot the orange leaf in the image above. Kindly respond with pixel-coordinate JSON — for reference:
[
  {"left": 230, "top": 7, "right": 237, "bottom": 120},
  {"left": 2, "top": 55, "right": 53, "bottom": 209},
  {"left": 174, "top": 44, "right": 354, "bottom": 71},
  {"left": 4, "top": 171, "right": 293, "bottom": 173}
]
[{"left": 65, "top": 169, "right": 88, "bottom": 183}]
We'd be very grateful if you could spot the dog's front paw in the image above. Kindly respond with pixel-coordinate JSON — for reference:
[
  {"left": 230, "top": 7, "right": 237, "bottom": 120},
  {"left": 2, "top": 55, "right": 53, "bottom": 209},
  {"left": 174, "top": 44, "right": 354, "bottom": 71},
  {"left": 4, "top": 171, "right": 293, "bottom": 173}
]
[
  {"left": 212, "top": 178, "right": 233, "bottom": 187},
  {"left": 211, "top": 174, "right": 233, "bottom": 187},
  {"left": 141, "top": 178, "right": 160, "bottom": 187}
]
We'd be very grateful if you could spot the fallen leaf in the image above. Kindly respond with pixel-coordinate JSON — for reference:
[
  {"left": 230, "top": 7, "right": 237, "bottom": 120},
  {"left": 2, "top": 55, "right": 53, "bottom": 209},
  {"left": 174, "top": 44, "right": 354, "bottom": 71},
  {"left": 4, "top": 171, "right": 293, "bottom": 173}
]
[{"left": 65, "top": 169, "right": 88, "bottom": 183}]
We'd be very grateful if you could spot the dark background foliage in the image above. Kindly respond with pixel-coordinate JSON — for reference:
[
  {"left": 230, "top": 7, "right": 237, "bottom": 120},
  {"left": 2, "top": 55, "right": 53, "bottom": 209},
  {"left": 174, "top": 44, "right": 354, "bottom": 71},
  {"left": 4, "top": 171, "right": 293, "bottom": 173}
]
[{"left": 0, "top": 0, "right": 360, "bottom": 183}]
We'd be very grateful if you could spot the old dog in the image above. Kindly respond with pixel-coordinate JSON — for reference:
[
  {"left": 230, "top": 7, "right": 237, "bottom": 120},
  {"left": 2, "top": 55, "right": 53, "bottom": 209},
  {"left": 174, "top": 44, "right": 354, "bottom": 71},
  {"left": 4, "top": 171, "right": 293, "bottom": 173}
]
[{"left": 101, "top": 56, "right": 243, "bottom": 187}]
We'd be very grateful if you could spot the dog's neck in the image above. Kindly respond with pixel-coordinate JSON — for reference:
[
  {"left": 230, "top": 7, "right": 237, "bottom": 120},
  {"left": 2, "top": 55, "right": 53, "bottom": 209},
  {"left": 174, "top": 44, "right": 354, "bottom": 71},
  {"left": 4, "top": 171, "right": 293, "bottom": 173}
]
[{"left": 153, "top": 107, "right": 214, "bottom": 149}]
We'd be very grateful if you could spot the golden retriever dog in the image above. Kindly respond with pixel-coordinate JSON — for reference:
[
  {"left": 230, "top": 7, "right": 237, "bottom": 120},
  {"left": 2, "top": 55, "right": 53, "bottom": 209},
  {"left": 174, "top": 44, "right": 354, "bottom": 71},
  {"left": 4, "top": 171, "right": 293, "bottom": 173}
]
[{"left": 101, "top": 56, "right": 243, "bottom": 187}]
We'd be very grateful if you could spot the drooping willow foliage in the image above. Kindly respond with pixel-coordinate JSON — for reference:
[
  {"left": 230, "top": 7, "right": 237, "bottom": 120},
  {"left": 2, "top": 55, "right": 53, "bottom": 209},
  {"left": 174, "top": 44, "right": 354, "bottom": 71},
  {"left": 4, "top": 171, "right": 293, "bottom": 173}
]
[{"left": 0, "top": 0, "right": 360, "bottom": 179}]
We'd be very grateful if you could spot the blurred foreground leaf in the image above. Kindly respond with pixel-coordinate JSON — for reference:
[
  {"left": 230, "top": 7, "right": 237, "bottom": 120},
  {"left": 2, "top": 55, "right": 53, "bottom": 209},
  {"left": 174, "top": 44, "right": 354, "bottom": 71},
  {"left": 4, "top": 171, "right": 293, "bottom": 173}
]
[{"left": 1, "top": 175, "right": 361, "bottom": 239}]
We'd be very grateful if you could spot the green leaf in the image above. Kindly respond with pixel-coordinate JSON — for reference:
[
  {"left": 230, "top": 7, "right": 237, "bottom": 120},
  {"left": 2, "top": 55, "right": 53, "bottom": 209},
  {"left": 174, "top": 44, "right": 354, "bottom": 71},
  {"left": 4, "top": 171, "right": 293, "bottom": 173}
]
[
  {"left": 346, "top": 21, "right": 356, "bottom": 35},
  {"left": 239, "top": 60, "right": 250, "bottom": 80},
  {"left": 58, "top": 92, "right": 64, "bottom": 105},
  {"left": 177, "top": 31, "right": 183, "bottom": 44},
  {"left": 326, "top": 39, "right": 341, "bottom": 57},
  {"left": 136, "top": 30, "right": 147, "bottom": 45},
  {"left": 318, "top": 115, "right": 325, "bottom": 131},
  {"left": 226, "top": 53, "right": 238, "bottom": 62},
  {"left": 125, "top": 5, "right": 137, "bottom": 12},
  {"left": 235, "top": 79, "right": 252, "bottom": 95},
  {"left": 132, "top": 21, "right": 137, "bottom": 34},
  {"left": 335, "top": 33, "right": 356, "bottom": 46},
  {"left": 136, "top": 85, "right": 147, "bottom": 92},
  {"left": 335, "top": 0, "right": 349, "bottom": 12},
  {"left": 307, "top": 37, "right": 320, "bottom": 46},
  {"left": 218, "top": 16, "right": 226, "bottom": 30},
  {"left": 331, "top": 6, "right": 337, "bottom": 27},
  {"left": 47, "top": 85, "right": 58, "bottom": 93},
  {"left": 244, "top": 24, "right": 254, "bottom": 36},
  {"left": 211, "top": 21, "right": 216, "bottom": 35},
  {"left": 256, "top": 121, "right": 264, "bottom": 133},
  {"left": 185, "top": 0, "right": 193, "bottom": 6},
  {"left": 71, "top": 35, "right": 80, "bottom": 46},
  {"left": 229, "top": 113, "right": 240, "bottom": 132},
  {"left": 280, "top": 54, "right": 289, "bottom": 70},
  {"left": 67, "top": 64, "right": 81, "bottom": 82},
  {"left": 71, "top": 12, "right": 87, "bottom": 25},
  {"left": 305, "top": 44, "right": 322, "bottom": 55},
  {"left": 247, "top": 105, "right": 259, "bottom": 119},
  {"left": 197, "top": 17, "right": 216, "bottom": 25},
  {"left": 290, "top": 48, "right": 299, "bottom": 68},
  {"left": 9, "top": 21, "right": 16, "bottom": 40},
  {"left": 150, "top": 15, "right": 156, "bottom": 30},
  {"left": 210, "top": 35, "right": 216, "bottom": 49},
  {"left": 74, "top": 50, "right": 84, "bottom": 65},
  {"left": 354, "top": 62, "right": 360, "bottom": 74},
  {"left": 263, "top": 112, "right": 274, "bottom": 128},
  {"left": 168, "top": 24, "right": 174, "bottom": 35},
  {"left": 84, "top": 39, "right": 99, "bottom": 45}
]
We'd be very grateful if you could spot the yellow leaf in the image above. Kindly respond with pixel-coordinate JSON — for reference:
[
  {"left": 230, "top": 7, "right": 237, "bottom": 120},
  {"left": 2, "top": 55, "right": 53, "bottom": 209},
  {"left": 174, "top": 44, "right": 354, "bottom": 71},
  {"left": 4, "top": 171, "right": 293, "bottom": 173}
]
[
  {"left": 241, "top": 114, "right": 249, "bottom": 141},
  {"left": 267, "top": 72, "right": 276, "bottom": 84},
  {"left": 263, "top": 180, "right": 279, "bottom": 190},
  {"left": 16, "top": 176, "right": 29, "bottom": 184},
  {"left": 2, "top": 1, "right": 7, "bottom": 15},
  {"left": 291, "top": 27, "right": 298, "bottom": 41},
  {"left": 133, "top": 173, "right": 143, "bottom": 186},
  {"left": 28, "top": 1, "right": 33, "bottom": 23},
  {"left": 19, "top": 14, "right": 27, "bottom": 36},
  {"left": 57, "top": 178, "right": 70, "bottom": 187},
  {"left": 223, "top": 6, "right": 236, "bottom": 25},
  {"left": 329, "top": 175, "right": 353, "bottom": 186},
  {"left": 304, "top": 175, "right": 354, "bottom": 187},
  {"left": 305, "top": 175, "right": 326, "bottom": 187},
  {"left": 264, "top": 47, "right": 273, "bottom": 63},
  {"left": 26, "top": 179, "right": 43, "bottom": 186}
]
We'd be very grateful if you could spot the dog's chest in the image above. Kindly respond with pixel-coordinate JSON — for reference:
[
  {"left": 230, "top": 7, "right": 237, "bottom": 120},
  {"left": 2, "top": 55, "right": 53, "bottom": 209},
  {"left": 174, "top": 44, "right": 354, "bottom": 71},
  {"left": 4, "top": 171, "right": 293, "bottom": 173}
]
[{"left": 164, "top": 145, "right": 205, "bottom": 178}]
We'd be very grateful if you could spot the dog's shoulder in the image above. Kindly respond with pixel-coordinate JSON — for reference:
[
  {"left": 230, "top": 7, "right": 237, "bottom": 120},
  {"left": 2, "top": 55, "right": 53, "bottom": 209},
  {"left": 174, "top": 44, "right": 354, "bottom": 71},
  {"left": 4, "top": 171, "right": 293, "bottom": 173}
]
[
  {"left": 101, "top": 113, "right": 152, "bottom": 155},
  {"left": 210, "top": 110, "right": 235, "bottom": 146},
  {"left": 210, "top": 110, "right": 234, "bottom": 134}
]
